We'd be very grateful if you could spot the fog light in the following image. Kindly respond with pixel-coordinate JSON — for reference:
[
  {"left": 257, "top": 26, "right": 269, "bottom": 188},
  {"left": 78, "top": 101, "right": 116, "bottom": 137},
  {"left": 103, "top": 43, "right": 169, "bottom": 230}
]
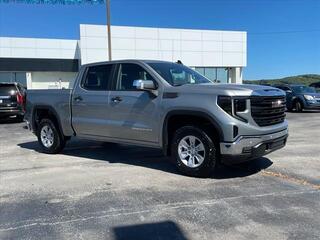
[{"left": 242, "top": 147, "right": 252, "bottom": 154}]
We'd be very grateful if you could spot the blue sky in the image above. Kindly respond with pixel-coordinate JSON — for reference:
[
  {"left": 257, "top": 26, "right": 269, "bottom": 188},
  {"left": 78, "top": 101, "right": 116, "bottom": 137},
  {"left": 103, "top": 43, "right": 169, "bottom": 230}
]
[{"left": 0, "top": 0, "right": 319, "bottom": 80}]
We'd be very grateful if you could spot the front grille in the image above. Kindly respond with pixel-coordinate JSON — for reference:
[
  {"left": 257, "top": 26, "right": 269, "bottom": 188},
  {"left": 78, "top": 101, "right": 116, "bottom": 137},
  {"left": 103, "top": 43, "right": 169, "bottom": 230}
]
[{"left": 250, "top": 96, "right": 286, "bottom": 127}]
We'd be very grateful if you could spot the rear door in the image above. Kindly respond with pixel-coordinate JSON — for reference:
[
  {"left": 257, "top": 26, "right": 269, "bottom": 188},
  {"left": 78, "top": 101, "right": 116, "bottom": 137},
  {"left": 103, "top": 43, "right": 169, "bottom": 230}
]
[
  {"left": 107, "top": 63, "right": 160, "bottom": 143},
  {"left": 71, "top": 64, "right": 115, "bottom": 137}
]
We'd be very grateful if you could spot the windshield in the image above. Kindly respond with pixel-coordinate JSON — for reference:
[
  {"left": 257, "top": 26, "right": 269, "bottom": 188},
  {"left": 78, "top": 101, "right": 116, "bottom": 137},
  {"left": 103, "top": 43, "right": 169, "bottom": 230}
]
[
  {"left": 148, "top": 62, "right": 213, "bottom": 86},
  {"left": 292, "top": 86, "right": 316, "bottom": 94}
]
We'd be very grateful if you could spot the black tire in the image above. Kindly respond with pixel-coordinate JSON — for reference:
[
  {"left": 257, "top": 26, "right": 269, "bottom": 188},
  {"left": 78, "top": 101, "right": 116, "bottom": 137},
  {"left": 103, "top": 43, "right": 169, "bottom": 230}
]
[
  {"left": 16, "top": 115, "right": 24, "bottom": 122},
  {"left": 37, "top": 118, "right": 66, "bottom": 154},
  {"left": 295, "top": 100, "right": 303, "bottom": 112},
  {"left": 286, "top": 105, "right": 293, "bottom": 112},
  {"left": 171, "top": 125, "right": 218, "bottom": 177}
]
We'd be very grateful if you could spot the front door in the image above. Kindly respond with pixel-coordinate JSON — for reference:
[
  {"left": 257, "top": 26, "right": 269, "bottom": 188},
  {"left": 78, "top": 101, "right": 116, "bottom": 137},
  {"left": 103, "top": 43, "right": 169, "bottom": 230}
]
[
  {"left": 72, "top": 64, "right": 114, "bottom": 137},
  {"left": 107, "top": 63, "right": 160, "bottom": 143}
]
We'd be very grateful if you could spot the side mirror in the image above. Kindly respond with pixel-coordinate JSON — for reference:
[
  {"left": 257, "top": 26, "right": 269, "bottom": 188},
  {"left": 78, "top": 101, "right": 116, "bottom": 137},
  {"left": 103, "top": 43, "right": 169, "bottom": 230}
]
[
  {"left": 285, "top": 90, "right": 292, "bottom": 94},
  {"left": 133, "top": 80, "right": 156, "bottom": 90}
]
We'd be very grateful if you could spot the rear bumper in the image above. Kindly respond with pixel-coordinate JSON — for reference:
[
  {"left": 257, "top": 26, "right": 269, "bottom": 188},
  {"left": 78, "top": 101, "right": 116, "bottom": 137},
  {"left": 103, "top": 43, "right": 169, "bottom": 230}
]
[
  {"left": 0, "top": 108, "right": 24, "bottom": 118},
  {"left": 220, "top": 128, "right": 288, "bottom": 164}
]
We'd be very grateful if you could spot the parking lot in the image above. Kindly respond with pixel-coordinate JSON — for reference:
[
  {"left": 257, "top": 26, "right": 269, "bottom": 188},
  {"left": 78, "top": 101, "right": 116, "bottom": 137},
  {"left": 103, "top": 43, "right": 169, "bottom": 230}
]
[{"left": 0, "top": 112, "right": 319, "bottom": 240}]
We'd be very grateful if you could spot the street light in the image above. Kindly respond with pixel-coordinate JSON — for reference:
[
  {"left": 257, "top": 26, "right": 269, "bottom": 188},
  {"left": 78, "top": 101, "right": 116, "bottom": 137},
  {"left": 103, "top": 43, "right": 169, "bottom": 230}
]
[{"left": 106, "top": 0, "right": 112, "bottom": 61}]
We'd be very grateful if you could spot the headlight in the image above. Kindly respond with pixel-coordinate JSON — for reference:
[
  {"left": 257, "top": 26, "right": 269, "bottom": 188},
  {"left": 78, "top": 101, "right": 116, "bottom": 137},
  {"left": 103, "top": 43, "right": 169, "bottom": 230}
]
[
  {"left": 304, "top": 95, "right": 314, "bottom": 101},
  {"left": 234, "top": 99, "right": 247, "bottom": 112},
  {"left": 217, "top": 96, "right": 232, "bottom": 115},
  {"left": 217, "top": 96, "right": 247, "bottom": 122}
]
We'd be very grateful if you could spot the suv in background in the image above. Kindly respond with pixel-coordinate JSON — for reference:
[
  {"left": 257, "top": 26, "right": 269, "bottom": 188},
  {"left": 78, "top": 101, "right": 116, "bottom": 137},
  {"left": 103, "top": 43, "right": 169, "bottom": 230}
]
[
  {"left": 274, "top": 84, "right": 320, "bottom": 112},
  {"left": 0, "top": 83, "right": 26, "bottom": 121}
]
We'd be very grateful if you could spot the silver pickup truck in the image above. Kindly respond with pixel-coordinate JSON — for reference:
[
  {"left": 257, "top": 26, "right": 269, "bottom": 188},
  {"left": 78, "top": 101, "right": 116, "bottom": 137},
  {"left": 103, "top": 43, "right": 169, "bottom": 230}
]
[{"left": 25, "top": 60, "right": 288, "bottom": 177}]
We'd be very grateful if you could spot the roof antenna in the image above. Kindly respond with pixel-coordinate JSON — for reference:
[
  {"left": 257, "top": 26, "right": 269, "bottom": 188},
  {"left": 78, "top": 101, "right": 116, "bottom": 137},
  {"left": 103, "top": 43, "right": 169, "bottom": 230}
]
[{"left": 176, "top": 60, "right": 183, "bottom": 65}]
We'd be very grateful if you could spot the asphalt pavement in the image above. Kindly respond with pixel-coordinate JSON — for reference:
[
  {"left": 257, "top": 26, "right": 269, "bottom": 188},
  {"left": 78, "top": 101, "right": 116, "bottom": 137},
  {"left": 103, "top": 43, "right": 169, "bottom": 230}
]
[{"left": 0, "top": 111, "right": 319, "bottom": 240}]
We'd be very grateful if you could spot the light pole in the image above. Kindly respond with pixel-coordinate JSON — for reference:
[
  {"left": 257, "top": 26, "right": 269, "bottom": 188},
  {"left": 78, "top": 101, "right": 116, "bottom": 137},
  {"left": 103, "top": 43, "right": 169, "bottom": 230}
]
[{"left": 106, "top": 0, "right": 112, "bottom": 61}]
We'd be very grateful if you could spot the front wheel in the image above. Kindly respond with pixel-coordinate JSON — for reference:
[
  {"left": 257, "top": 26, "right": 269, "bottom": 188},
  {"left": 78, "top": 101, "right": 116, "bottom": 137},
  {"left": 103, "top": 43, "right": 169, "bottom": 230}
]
[
  {"left": 171, "top": 126, "right": 218, "bottom": 177},
  {"left": 295, "top": 101, "right": 303, "bottom": 112},
  {"left": 37, "top": 118, "right": 65, "bottom": 154}
]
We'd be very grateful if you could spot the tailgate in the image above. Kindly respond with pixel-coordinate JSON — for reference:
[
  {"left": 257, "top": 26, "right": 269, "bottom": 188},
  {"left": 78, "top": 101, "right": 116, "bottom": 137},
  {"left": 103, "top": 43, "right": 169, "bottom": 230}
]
[{"left": 0, "top": 87, "right": 18, "bottom": 109}]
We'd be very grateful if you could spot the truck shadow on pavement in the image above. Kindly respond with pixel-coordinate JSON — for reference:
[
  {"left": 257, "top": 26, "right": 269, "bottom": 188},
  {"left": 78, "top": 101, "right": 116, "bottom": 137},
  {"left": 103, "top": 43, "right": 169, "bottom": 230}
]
[
  {"left": 112, "top": 221, "right": 188, "bottom": 240},
  {"left": 0, "top": 118, "right": 23, "bottom": 124},
  {"left": 18, "top": 139, "right": 273, "bottom": 179}
]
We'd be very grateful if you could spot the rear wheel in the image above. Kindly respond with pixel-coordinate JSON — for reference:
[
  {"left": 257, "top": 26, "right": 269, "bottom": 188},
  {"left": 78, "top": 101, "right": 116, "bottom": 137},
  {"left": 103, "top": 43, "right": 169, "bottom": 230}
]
[
  {"left": 37, "top": 118, "right": 65, "bottom": 154},
  {"left": 171, "top": 126, "right": 218, "bottom": 177},
  {"left": 16, "top": 115, "right": 24, "bottom": 122}
]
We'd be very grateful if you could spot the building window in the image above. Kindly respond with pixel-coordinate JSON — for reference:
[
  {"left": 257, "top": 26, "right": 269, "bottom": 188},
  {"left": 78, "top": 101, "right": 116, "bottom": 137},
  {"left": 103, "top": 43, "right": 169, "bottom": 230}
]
[
  {"left": 195, "top": 67, "right": 205, "bottom": 76},
  {"left": 194, "top": 67, "right": 229, "bottom": 83},
  {"left": 204, "top": 68, "right": 216, "bottom": 82},
  {"left": 0, "top": 72, "right": 27, "bottom": 87},
  {"left": 217, "top": 68, "right": 228, "bottom": 83}
]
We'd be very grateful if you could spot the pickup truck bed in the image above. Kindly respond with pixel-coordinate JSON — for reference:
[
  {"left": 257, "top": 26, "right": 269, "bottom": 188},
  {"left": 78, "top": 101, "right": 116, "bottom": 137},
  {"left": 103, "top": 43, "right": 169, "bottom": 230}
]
[{"left": 26, "top": 89, "right": 74, "bottom": 136}]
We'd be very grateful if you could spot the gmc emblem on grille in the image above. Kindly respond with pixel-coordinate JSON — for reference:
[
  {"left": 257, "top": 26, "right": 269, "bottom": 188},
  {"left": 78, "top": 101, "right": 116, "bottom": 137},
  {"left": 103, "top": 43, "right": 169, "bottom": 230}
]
[{"left": 272, "top": 100, "right": 283, "bottom": 108}]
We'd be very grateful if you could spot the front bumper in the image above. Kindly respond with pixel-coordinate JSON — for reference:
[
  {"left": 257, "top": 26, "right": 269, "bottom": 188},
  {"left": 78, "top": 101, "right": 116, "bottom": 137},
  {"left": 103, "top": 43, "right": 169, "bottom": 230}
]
[
  {"left": 220, "top": 128, "right": 288, "bottom": 164},
  {"left": 305, "top": 101, "right": 320, "bottom": 109}
]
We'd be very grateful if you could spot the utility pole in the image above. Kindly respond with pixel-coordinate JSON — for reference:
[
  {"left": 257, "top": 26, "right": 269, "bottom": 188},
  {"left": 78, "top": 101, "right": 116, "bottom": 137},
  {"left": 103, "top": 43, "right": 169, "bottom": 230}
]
[{"left": 106, "top": 0, "right": 112, "bottom": 61}]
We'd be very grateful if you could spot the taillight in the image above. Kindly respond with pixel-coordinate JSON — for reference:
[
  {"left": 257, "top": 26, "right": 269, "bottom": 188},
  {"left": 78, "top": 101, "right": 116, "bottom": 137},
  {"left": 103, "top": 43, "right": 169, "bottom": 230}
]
[{"left": 17, "top": 93, "right": 25, "bottom": 111}]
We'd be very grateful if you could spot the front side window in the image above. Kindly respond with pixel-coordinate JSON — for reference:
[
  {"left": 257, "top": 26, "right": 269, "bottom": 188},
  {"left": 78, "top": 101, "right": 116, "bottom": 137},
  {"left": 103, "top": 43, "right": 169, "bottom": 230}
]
[
  {"left": 148, "top": 62, "right": 212, "bottom": 86},
  {"left": 117, "top": 63, "right": 154, "bottom": 90},
  {"left": 82, "top": 64, "right": 113, "bottom": 91},
  {"left": 292, "top": 86, "right": 316, "bottom": 94}
]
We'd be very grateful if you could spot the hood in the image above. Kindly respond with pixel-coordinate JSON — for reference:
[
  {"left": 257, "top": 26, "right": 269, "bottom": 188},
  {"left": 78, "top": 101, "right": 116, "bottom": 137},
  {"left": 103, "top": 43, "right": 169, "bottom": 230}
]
[{"left": 173, "top": 83, "right": 285, "bottom": 97}]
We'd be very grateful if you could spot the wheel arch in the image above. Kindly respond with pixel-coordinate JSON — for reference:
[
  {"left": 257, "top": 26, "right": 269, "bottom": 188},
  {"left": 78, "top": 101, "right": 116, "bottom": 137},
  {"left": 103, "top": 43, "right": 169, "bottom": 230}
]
[
  {"left": 162, "top": 110, "right": 223, "bottom": 156},
  {"left": 292, "top": 96, "right": 305, "bottom": 108},
  {"left": 32, "top": 105, "right": 64, "bottom": 137}
]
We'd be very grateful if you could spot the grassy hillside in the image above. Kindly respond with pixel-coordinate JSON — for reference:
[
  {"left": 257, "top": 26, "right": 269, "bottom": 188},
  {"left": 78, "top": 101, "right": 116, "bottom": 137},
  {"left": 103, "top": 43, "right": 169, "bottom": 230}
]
[{"left": 244, "top": 74, "right": 320, "bottom": 86}]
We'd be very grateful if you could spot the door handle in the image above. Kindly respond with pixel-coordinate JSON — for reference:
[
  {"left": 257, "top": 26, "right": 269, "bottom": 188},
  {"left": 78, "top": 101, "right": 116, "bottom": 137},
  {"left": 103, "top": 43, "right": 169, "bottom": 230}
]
[
  {"left": 74, "top": 96, "right": 83, "bottom": 102},
  {"left": 111, "top": 96, "right": 122, "bottom": 103}
]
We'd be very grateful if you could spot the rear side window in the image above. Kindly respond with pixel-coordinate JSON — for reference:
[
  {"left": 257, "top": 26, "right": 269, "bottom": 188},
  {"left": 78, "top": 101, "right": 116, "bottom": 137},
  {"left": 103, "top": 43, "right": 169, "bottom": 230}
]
[
  {"left": 0, "top": 85, "right": 17, "bottom": 95},
  {"left": 82, "top": 64, "right": 113, "bottom": 91}
]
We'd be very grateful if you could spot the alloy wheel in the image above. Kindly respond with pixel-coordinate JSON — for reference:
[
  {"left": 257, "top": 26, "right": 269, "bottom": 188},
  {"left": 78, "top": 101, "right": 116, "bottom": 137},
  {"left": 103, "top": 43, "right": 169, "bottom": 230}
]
[
  {"left": 178, "top": 135, "right": 206, "bottom": 168},
  {"left": 40, "top": 125, "right": 54, "bottom": 148}
]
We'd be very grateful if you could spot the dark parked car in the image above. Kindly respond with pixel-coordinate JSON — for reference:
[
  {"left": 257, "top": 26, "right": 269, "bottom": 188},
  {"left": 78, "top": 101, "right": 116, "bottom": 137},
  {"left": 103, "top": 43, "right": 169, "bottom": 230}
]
[
  {"left": 0, "top": 83, "right": 26, "bottom": 121},
  {"left": 274, "top": 84, "right": 320, "bottom": 112}
]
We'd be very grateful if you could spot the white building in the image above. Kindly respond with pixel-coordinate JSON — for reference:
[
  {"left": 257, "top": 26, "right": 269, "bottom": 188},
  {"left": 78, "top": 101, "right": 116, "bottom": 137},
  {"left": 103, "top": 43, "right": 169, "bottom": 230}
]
[{"left": 0, "top": 24, "right": 247, "bottom": 89}]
